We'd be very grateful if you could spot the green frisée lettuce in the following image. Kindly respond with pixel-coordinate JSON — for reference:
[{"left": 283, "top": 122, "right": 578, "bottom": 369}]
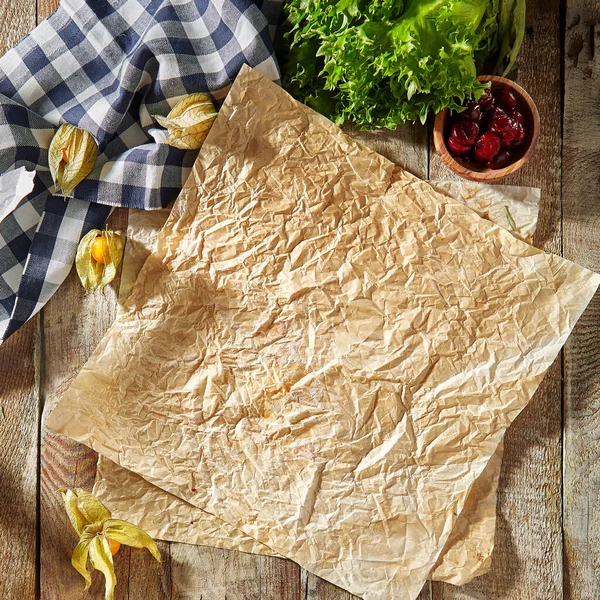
[{"left": 283, "top": 0, "right": 526, "bottom": 129}]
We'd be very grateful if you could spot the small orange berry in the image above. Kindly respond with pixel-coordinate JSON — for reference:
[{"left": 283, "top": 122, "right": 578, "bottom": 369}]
[
  {"left": 91, "top": 235, "right": 109, "bottom": 264},
  {"left": 107, "top": 538, "right": 121, "bottom": 555}
]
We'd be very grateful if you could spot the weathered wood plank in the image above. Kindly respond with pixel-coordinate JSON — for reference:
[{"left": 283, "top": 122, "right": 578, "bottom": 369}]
[
  {"left": 429, "top": 0, "right": 564, "bottom": 598},
  {"left": 0, "top": 319, "right": 40, "bottom": 600},
  {"left": 352, "top": 123, "right": 429, "bottom": 178},
  {"left": 170, "top": 546, "right": 260, "bottom": 599},
  {"left": 37, "top": 0, "right": 60, "bottom": 21},
  {"left": 0, "top": 3, "right": 43, "bottom": 600},
  {"left": 562, "top": 1, "right": 600, "bottom": 598},
  {"left": 0, "top": 0, "right": 36, "bottom": 55},
  {"left": 169, "top": 539, "right": 300, "bottom": 599},
  {"left": 38, "top": 208, "right": 159, "bottom": 600},
  {"left": 302, "top": 571, "right": 355, "bottom": 600},
  {"left": 128, "top": 542, "right": 172, "bottom": 600},
  {"left": 260, "top": 555, "right": 302, "bottom": 599}
]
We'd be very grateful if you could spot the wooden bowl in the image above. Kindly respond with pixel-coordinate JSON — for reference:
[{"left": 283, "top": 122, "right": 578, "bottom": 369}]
[{"left": 433, "top": 75, "right": 540, "bottom": 182}]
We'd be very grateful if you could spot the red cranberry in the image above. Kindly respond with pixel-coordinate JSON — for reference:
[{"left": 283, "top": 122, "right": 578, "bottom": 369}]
[
  {"left": 511, "top": 121, "right": 526, "bottom": 146},
  {"left": 463, "top": 101, "right": 484, "bottom": 122},
  {"left": 486, "top": 148, "right": 512, "bottom": 169},
  {"left": 474, "top": 131, "right": 502, "bottom": 163},
  {"left": 447, "top": 135, "right": 472, "bottom": 156},
  {"left": 487, "top": 105, "right": 507, "bottom": 122},
  {"left": 478, "top": 88, "right": 495, "bottom": 112},
  {"left": 495, "top": 89, "right": 517, "bottom": 112},
  {"left": 510, "top": 110, "right": 524, "bottom": 124},
  {"left": 449, "top": 120, "right": 479, "bottom": 146},
  {"left": 488, "top": 107, "right": 518, "bottom": 143}
]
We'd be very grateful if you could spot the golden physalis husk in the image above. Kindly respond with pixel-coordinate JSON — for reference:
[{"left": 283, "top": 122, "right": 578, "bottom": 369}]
[
  {"left": 154, "top": 93, "right": 218, "bottom": 150},
  {"left": 62, "top": 488, "right": 161, "bottom": 600},
  {"left": 48, "top": 123, "right": 98, "bottom": 197},
  {"left": 75, "top": 229, "right": 124, "bottom": 291}
]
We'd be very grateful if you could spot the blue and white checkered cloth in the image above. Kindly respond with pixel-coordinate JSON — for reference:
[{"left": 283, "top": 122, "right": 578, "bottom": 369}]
[{"left": 0, "top": 0, "right": 282, "bottom": 342}]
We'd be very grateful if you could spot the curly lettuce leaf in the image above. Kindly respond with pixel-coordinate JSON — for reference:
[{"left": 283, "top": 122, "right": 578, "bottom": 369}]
[{"left": 283, "top": 0, "right": 502, "bottom": 129}]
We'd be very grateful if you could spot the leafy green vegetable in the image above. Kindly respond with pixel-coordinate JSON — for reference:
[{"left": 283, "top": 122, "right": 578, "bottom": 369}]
[
  {"left": 493, "top": 0, "right": 527, "bottom": 76},
  {"left": 283, "top": 0, "right": 526, "bottom": 129}
]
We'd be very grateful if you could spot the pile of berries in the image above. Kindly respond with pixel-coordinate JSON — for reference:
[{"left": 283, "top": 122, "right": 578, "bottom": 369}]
[{"left": 446, "top": 88, "right": 527, "bottom": 169}]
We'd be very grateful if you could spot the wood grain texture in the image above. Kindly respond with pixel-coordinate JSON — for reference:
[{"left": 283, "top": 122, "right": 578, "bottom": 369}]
[
  {"left": 350, "top": 122, "right": 429, "bottom": 178},
  {"left": 37, "top": 0, "right": 60, "bottom": 21},
  {"left": 170, "top": 546, "right": 261, "bottom": 599},
  {"left": 302, "top": 571, "right": 355, "bottom": 600},
  {"left": 0, "top": 3, "right": 41, "bottom": 599},
  {"left": 429, "top": 0, "right": 564, "bottom": 598},
  {"left": 0, "top": 0, "right": 35, "bottom": 55},
  {"left": 562, "top": 1, "right": 600, "bottom": 598},
  {"left": 39, "top": 209, "right": 140, "bottom": 600},
  {"left": 169, "top": 545, "right": 302, "bottom": 600},
  {"left": 260, "top": 555, "right": 302, "bottom": 599},
  {"left": 0, "top": 318, "right": 40, "bottom": 600}
]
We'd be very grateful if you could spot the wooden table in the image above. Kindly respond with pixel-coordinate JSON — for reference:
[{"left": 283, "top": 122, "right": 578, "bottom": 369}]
[{"left": 1, "top": 0, "right": 598, "bottom": 598}]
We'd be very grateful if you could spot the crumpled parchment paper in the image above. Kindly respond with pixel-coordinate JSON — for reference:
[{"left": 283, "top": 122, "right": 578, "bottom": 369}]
[
  {"left": 93, "top": 181, "right": 540, "bottom": 586},
  {"left": 48, "top": 66, "right": 600, "bottom": 600},
  {"left": 429, "top": 181, "right": 540, "bottom": 244},
  {"left": 117, "top": 206, "right": 173, "bottom": 304},
  {"left": 93, "top": 442, "right": 502, "bottom": 585}
]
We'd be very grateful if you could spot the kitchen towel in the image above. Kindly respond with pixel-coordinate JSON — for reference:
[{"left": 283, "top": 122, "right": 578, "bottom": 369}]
[{"left": 0, "top": 0, "right": 281, "bottom": 342}]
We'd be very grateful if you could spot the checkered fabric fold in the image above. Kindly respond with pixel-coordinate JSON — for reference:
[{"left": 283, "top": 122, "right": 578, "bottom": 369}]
[{"left": 0, "top": 0, "right": 281, "bottom": 342}]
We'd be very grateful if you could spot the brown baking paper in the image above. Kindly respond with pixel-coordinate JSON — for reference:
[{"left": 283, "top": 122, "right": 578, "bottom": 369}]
[
  {"left": 428, "top": 181, "right": 540, "bottom": 244},
  {"left": 49, "top": 66, "right": 600, "bottom": 600},
  {"left": 118, "top": 182, "right": 541, "bottom": 307},
  {"left": 93, "top": 443, "right": 502, "bottom": 585},
  {"left": 92, "top": 181, "right": 540, "bottom": 586}
]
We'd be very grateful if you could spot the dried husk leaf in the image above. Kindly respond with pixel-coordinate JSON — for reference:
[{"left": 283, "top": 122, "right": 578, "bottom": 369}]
[
  {"left": 155, "top": 114, "right": 216, "bottom": 149},
  {"left": 75, "top": 229, "right": 124, "bottom": 291},
  {"left": 76, "top": 230, "right": 104, "bottom": 289},
  {"left": 103, "top": 519, "right": 161, "bottom": 562},
  {"left": 98, "top": 230, "right": 125, "bottom": 288},
  {"left": 62, "top": 488, "right": 160, "bottom": 599},
  {"left": 154, "top": 93, "right": 217, "bottom": 150},
  {"left": 48, "top": 123, "right": 98, "bottom": 197},
  {"left": 89, "top": 536, "right": 117, "bottom": 600},
  {"left": 71, "top": 488, "right": 112, "bottom": 525},
  {"left": 71, "top": 533, "right": 94, "bottom": 590},
  {"left": 61, "top": 488, "right": 89, "bottom": 534},
  {"left": 167, "top": 92, "right": 214, "bottom": 121}
]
